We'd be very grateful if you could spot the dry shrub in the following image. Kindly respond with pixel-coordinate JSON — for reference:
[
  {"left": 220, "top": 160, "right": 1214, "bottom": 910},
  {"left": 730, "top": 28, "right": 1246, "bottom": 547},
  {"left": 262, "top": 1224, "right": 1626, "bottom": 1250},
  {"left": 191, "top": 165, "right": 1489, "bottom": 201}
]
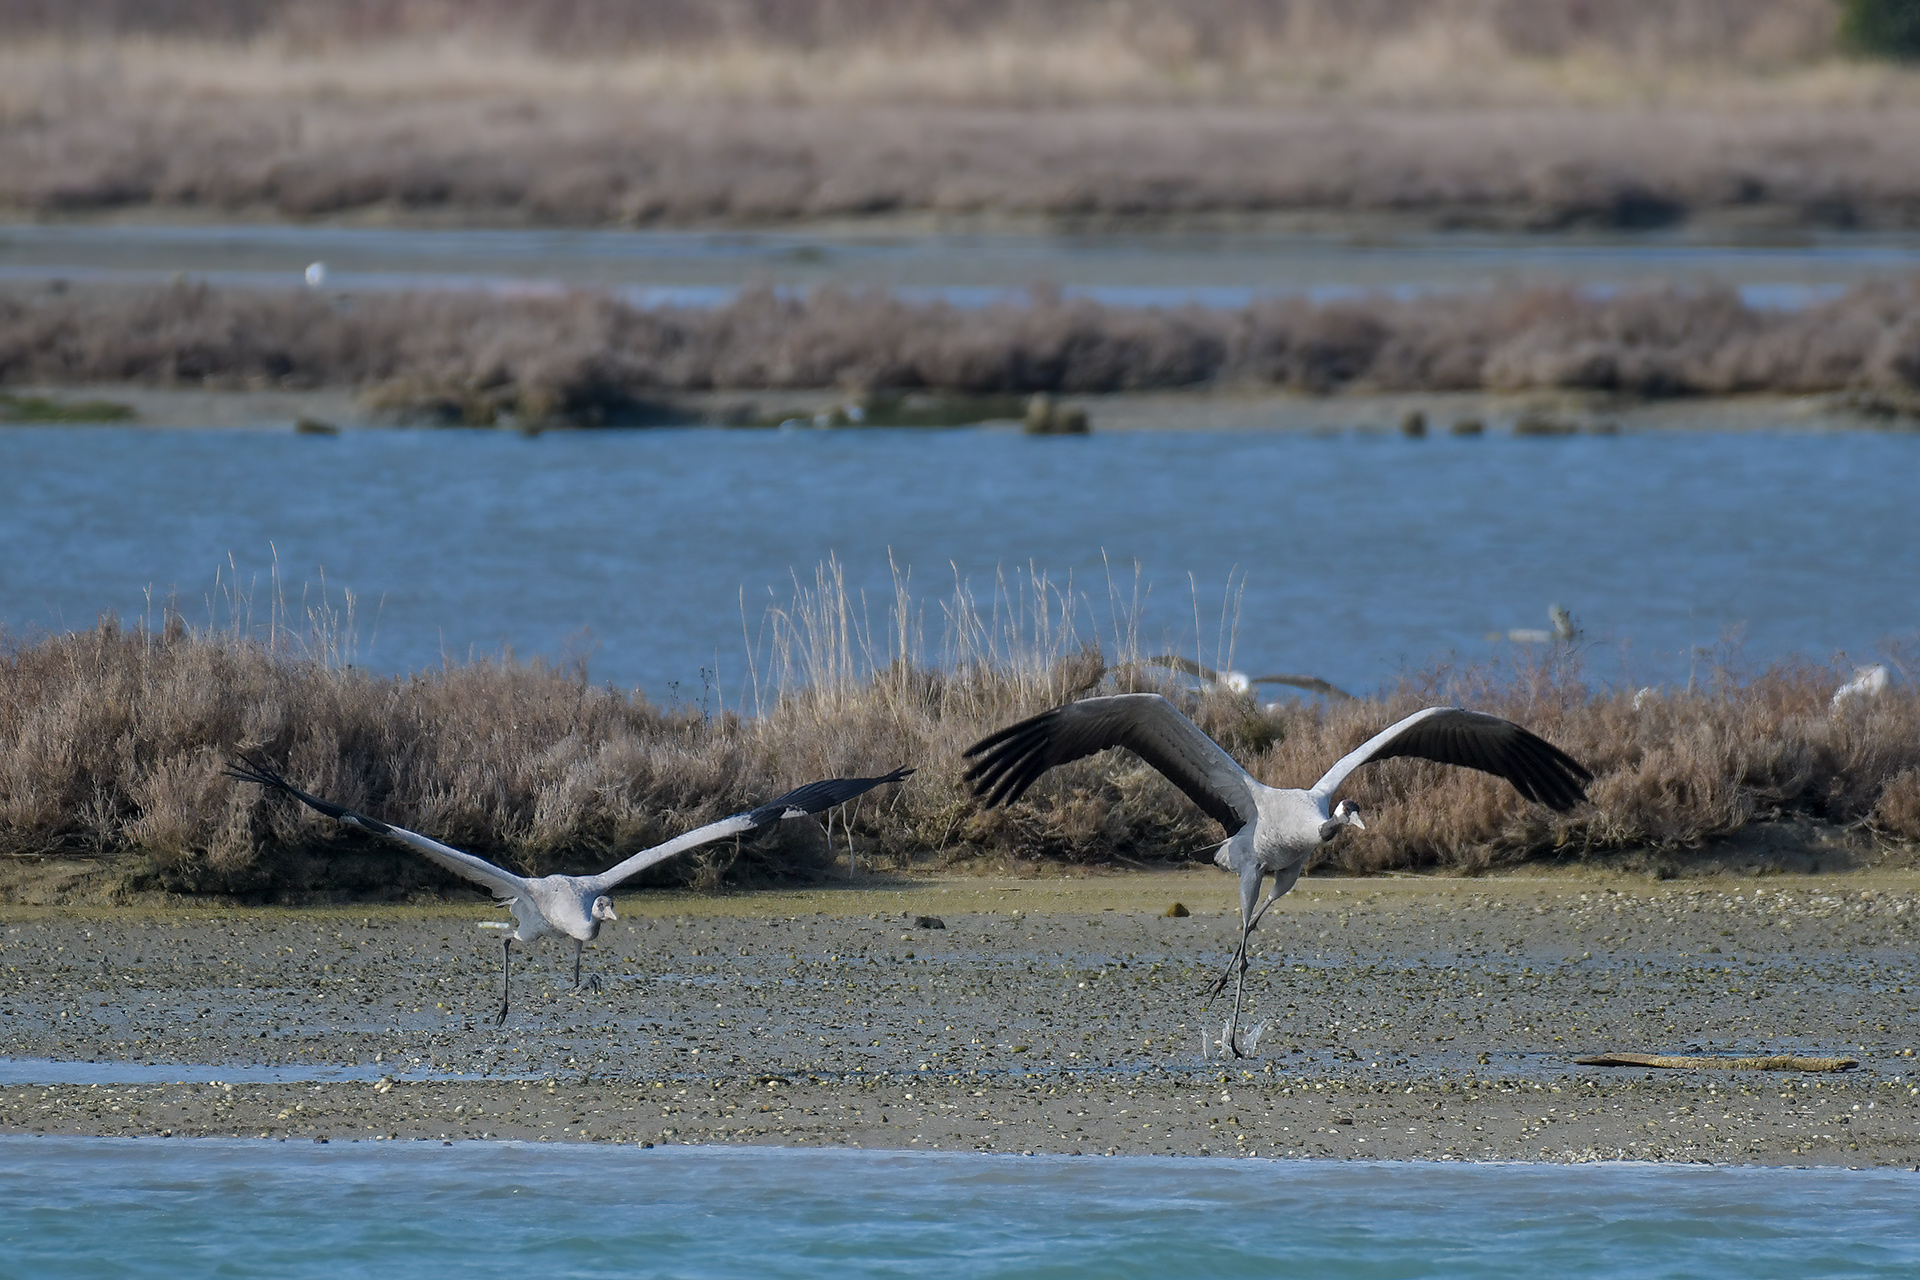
[
  {"left": 5, "top": 564, "right": 1918, "bottom": 900},
  {"left": 1876, "top": 768, "right": 1920, "bottom": 839},
  {"left": 9, "top": 279, "right": 1920, "bottom": 409}
]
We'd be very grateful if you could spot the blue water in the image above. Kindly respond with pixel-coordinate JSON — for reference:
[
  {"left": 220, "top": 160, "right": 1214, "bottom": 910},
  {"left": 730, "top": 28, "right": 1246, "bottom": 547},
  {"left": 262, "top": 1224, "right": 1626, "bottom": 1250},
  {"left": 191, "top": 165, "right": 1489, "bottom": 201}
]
[
  {"left": 2, "top": 426, "right": 1915, "bottom": 699},
  {"left": 1, "top": 1138, "right": 1915, "bottom": 1279}
]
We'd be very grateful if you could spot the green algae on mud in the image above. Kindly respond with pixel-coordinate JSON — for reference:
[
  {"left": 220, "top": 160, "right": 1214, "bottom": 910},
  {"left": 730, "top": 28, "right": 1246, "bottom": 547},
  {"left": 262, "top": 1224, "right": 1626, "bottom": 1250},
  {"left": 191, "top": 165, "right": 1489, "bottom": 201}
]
[{"left": 0, "top": 392, "right": 133, "bottom": 423}]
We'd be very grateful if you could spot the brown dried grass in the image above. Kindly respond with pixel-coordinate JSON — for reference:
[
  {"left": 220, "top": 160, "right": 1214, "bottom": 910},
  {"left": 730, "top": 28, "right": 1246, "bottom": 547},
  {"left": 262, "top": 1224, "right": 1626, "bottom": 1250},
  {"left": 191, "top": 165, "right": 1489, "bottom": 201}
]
[
  {"left": 7, "top": 278, "right": 1920, "bottom": 412},
  {"left": 2, "top": 562, "right": 1916, "bottom": 899},
  {"left": 1, "top": 5, "right": 1916, "bottom": 228},
  {"left": 0, "top": 2, "right": 1853, "bottom": 82},
  {"left": 8, "top": 94, "right": 1920, "bottom": 229}
]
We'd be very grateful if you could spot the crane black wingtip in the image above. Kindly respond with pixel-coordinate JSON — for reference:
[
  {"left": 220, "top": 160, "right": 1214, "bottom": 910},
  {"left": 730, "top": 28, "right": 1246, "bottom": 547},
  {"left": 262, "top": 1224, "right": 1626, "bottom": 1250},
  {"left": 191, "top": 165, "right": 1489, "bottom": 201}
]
[
  {"left": 749, "top": 766, "right": 916, "bottom": 824},
  {"left": 224, "top": 753, "right": 289, "bottom": 792},
  {"left": 223, "top": 754, "right": 365, "bottom": 826}
]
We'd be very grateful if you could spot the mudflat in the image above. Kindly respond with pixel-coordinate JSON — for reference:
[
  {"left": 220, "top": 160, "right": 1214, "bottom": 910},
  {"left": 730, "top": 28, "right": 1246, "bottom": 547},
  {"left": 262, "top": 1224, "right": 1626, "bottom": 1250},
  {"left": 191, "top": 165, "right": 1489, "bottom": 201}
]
[{"left": 4, "top": 871, "right": 1917, "bottom": 1165}]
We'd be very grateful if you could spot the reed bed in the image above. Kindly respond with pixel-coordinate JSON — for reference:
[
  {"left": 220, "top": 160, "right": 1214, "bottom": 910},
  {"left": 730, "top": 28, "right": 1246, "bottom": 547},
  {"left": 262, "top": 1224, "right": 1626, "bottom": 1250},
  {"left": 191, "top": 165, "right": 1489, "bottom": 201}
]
[
  {"left": 2, "top": 5, "right": 1916, "bottom": 229},
  {"left": 0, "top": 2, "right": 1862, "bottom": 98},
  {"left": 0, "top": 1, "right": 1846, "bottom": 68},
  {"left": 6, "top": 278, "right": 1920, "bottom": 415},
  {"left": 2, "top": 563, "right": 1915, "bottom": 901},
  {"left": 6, "top": 94, "right": 1917, "bottom": 230}
]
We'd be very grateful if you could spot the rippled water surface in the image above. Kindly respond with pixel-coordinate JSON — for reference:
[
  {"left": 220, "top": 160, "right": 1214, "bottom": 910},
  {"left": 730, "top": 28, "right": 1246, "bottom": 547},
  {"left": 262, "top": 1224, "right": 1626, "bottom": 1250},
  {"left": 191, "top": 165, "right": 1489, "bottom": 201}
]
[
  {"left": 2, "top": 425, "right": 1915, "bottom": 697},
  {"left": 2, "top": 1138, "right": 1916, "bottom": 1279}
]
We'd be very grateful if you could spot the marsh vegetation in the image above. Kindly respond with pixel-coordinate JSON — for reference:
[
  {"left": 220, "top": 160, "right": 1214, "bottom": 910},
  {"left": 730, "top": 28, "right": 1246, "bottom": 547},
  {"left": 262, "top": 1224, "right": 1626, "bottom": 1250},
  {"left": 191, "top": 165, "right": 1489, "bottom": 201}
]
[
  {"left": 3, "top": 2, "right": 1919, "bottom": 229},
  {"left": 5, "top": 279, "right": 1920, "bottom": 423},
  {"left": 2, "top": 561, "right": 1914, "bottom": 901}
]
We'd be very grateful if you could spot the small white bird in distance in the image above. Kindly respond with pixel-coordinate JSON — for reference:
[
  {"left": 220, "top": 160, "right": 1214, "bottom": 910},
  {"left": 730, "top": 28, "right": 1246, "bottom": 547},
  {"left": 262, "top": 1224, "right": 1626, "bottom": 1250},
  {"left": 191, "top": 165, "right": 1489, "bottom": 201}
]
[
  {"left": 228, "top": 756, "right": 913, "bottom": 1023},
  {"left": 1831, "top": 664, "right": 1891, "bottom": 711},
  {"left": 304, "top": 262, "right": 327, "bottom": 287},
  {"left": 964, "top": 695, "right": 1589, "bottom": 1056},
  {"left": 1497, "top": 603, "right": 1580, "bottom": 645}
]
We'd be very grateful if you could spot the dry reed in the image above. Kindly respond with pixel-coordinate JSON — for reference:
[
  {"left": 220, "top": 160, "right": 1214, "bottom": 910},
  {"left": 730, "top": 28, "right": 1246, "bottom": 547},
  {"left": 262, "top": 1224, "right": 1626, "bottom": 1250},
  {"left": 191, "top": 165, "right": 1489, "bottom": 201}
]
[
  {"left": 2, "top": 5, "right": 1917, "bottom": 229},
  {"left": 0, "top": 1, "right": 1845, "bottom": 63},
  {"left": 2, "top": 561, "right": 1915, "bottom": 901},
  {"left": 6, "top": 279, "right": 1920, "bottom": 414}
]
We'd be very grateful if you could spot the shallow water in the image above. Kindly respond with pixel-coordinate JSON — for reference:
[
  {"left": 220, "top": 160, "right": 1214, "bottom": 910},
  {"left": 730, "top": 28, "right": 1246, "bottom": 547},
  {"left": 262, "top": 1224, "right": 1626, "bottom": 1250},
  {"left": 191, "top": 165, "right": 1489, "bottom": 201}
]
[
  {"left": 4, "top": 222, "right": 1917, "bottom": 309},
  {"left": 0, "top": 1058, "right": 512, "bottom": 1087},
  {"left": 2, "top": 425, "right": 1915, "bottom": 697},
  {"left": 1, "top": 1138, "right": 1915, "bottom": 1279}
]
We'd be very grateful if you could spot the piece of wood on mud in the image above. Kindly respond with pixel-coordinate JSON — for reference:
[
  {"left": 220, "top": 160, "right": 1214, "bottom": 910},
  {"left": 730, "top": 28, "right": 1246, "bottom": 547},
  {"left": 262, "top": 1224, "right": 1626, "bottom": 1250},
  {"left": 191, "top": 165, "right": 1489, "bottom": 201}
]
[{"left": 1575, "top": 1052, "right": 1859, "bottom": 1072}]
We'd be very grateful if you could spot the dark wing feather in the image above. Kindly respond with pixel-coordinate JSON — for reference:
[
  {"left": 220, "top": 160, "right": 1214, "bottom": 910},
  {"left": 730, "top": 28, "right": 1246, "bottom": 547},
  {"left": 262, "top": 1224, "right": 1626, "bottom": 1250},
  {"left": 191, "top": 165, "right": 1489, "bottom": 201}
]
[
  {"left": 746, "top": 767, "right": 915, "bottom": 825},
  {"left": 225, "top": 754, "right": 526, "bottom": 897},
  {"left": 1309, "top": 707, "right": 1592, "bottom": 812},
  {"left": 587, "top": 767, "right": 913, "bottom": 890},
  {"left": 963, "top": 694, "right": 1258, "bottom": 835},
  {"left": 1250, "top": 673, "right": 1357, "bottom": 702},
  {"left": 225, "top": 755, "right": 395, "bottom": 835}
]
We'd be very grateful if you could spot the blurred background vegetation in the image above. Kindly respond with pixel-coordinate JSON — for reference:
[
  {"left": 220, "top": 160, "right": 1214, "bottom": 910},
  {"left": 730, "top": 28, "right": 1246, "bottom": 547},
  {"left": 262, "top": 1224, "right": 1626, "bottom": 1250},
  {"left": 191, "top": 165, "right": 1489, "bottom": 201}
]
[
  {"left": 0, "top": 1, "right": 1911, "bottom": 93},
  {"left": 1841, "top": 0, "right": 1920, "bottom": 58}
]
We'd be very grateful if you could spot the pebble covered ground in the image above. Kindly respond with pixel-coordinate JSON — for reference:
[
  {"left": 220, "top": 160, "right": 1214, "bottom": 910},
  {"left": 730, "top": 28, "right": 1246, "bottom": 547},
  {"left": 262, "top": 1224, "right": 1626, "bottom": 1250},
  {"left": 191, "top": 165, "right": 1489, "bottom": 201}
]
[{"left": 4, "top": 870, "right": 1918, "bottom": 1165}]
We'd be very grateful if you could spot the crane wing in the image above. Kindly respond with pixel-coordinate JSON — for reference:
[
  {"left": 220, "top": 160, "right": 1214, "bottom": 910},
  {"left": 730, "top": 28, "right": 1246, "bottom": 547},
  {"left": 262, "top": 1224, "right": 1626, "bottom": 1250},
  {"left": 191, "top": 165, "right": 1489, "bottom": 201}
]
[
  {"left": 1307, "top": 707, "right": 1592, "bottom": 812},
  {"left": 1250, "top": 673, "right": 1357, "bottom": 702},
  {"left": 1142, "top": 654, "right": 1218, "bottom": 682},
  {"left": 587, "top": 767, "right": 914, "bottom": 891},
  {"left": 962, "top": 693, "right": 1259, "bottom": 835},
  {"left": 226, "top": 756, "right": 526, "bottom": 900}
]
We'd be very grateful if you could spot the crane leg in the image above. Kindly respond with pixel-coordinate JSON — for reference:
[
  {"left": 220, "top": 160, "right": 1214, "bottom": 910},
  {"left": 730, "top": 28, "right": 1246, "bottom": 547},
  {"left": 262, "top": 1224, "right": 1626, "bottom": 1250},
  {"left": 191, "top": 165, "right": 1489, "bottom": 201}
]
[
  {"left": 572, "top": 939, "right": 602, "bottom": 993},
  {"left": 1221, "top": 895, "right": 1288, "bottom": 1056},
  {"left": 495, "top": 938, "right": 513, "bottom": 1026},
  {"left": 1204, "top": 885, "right": 1282, "bottom": 1002},
  {"left": 1210, "top": 864, "right": 1302, "bottom": 1055},
  {"left": 1208, "top": 866, "right": 1272, "bottom": 1057},
  {"left": 1203, "top": 929, "right": 1252, "bottom": 1002},
  {"left": 1223, "top": 948, "right": 1252, "bottom": 1058}
]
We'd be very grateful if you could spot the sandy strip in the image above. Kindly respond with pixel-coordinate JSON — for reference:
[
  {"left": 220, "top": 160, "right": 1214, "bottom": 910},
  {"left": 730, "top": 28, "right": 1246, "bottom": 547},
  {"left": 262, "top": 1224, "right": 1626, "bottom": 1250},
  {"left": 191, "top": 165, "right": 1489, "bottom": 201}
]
[{"left": 4, "top": 870, "right": 1918, "bottom": 1165}]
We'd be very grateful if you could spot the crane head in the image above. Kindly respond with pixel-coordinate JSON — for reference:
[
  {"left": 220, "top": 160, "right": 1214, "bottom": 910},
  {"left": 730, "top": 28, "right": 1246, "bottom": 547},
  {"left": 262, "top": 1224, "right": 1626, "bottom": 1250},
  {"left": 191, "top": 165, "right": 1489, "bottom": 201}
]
[{"left": 1317, "top": 799, "right": 1366, "bottom": 841}]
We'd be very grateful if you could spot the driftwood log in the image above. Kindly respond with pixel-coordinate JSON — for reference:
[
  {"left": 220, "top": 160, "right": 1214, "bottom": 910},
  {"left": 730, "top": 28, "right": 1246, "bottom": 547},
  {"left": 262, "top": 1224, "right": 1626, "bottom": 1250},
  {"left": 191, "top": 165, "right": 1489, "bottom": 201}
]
[{"left": 1576, "top": 1052, "right": 1859, "bottom": 1073}]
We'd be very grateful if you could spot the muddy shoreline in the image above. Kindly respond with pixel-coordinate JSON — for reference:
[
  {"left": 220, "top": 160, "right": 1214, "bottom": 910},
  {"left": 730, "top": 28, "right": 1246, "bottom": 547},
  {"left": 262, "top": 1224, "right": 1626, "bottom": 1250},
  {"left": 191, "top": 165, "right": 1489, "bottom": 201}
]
[
  {"left": 6, "top": 871, "right": 1917, "bottom": 1165},
  {"left": 2, "top": 384, "right": 1904, "bottom": 436}
]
